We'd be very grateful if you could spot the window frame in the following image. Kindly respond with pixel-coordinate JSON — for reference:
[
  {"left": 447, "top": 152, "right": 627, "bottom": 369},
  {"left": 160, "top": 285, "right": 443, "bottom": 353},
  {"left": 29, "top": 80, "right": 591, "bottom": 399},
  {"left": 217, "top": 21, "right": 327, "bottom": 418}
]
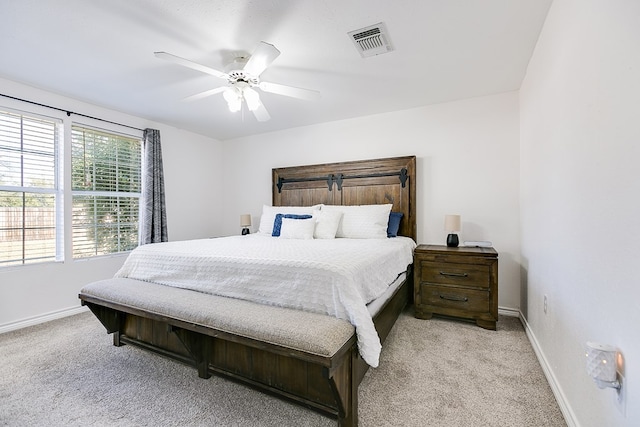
[
  {"left": 0, "top": 107, "right": 63, "bottom": 267},
  {"left": 70, "top": 123, "right": 143, "bottom": 260}
]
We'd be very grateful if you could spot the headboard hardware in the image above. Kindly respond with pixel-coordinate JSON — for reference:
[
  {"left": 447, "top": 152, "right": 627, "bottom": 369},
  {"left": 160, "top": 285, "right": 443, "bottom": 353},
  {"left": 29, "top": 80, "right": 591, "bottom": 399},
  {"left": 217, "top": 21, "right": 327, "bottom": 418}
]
[
  {"left": 277, "top": 168, "right": 409, "bottom": 193},
  {"left": 335, "top": 173, "right": 344, "bottom": 191},
  {"left": 277, "top": 174, "right": 335, "bottom": 193},
  {"left": 334, "top": 168, "right": 408, "bottom": 190},
  {"left": 399, "top": 168, "right": 408, "bottom": 187}
]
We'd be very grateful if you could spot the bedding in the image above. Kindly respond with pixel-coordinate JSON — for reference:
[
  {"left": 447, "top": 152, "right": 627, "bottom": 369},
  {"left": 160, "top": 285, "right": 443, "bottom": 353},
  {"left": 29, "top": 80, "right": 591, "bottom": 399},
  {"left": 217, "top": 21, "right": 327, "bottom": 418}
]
[
  {"left": 321, "top": 204, "right": 393, "bottom": 239},
  {"left": 271, "top": 213, "right": 313, "bottom": 237},
  {"left": 313, "top": 210, "right": 343, "bottom": 239},
  {"left": 387, "top": 212, "right": 403, "bottom": 237},
  {"left": 257, "top": 204, "right": 321, "bottom": 234},
  {"left": 114, "top": 235, "right": 416, "bottom": 367},
  {"left": 278, "top": 217, "right": 316, "bottom": 239}
]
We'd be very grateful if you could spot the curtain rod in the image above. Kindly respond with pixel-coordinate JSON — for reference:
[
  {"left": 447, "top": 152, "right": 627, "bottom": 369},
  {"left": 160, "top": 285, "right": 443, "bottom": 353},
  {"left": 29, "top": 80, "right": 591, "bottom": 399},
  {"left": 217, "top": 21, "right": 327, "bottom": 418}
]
[{"left": 0, "top": 93, "right": 144, "bottom": 132}]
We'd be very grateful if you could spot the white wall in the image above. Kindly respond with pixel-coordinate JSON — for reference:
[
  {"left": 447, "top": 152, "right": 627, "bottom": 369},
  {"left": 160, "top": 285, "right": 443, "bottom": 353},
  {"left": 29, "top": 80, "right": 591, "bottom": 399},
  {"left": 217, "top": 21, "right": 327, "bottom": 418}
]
[
  {"left": 0, "top": 78, "right": 224, "bottom": 329},
  {"left": 220, "top": 92, "right": 522, "bottom": 310},
  {"left": 520, "top": 0, "right": 640, "bottom": 425}
]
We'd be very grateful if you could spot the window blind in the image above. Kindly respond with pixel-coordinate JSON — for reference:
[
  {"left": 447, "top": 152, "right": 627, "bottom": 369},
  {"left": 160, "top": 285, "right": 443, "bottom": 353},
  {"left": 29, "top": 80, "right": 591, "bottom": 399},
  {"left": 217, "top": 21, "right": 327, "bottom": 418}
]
[
  {"left": 71, "top": 125, "right": 141, "bottom": 258},
  {"left": 0, "top": 110, "right": 60, "bottom": 266}
]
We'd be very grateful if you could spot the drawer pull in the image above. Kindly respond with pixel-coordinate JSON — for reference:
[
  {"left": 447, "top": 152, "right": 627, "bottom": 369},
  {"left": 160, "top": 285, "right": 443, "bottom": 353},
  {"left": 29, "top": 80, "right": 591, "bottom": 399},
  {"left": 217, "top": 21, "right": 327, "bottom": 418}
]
[
  {"left": 439, "top": 271, "right": 468, "bottom": 278},
  {"left": 440, "top": 294, "right": 469, "bottom": 302}
]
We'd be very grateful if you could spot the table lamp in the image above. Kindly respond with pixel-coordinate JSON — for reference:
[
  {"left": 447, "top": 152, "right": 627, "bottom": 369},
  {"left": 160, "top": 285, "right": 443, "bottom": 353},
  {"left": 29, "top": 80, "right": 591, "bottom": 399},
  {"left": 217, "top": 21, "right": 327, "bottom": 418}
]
[
  {"left": 444, "top": 214, "right": 461, "bottom": 247},
  {"left": 240, "top": 214, "right": 251, "bottom": 235}
]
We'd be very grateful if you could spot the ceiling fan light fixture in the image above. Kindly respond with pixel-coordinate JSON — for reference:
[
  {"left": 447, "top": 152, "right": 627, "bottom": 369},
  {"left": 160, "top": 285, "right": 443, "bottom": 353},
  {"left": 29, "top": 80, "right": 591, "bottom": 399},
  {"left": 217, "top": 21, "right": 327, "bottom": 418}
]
[
  {"left": 223, "top": 87, "right": 241, "bottom": 112},
  {"left": 222, "top": 86, "right": 237, "bottom": 103}
]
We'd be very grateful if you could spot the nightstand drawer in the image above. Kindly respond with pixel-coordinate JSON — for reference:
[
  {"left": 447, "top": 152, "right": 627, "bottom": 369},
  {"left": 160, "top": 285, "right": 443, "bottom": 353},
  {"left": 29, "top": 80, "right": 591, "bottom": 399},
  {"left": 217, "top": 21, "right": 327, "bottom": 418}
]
[
  {"left": 419, "top": 262, "right": 491, "bottom": 288},
  {"left": 421, "top": 284, "right": 490, "bottom": 314}
]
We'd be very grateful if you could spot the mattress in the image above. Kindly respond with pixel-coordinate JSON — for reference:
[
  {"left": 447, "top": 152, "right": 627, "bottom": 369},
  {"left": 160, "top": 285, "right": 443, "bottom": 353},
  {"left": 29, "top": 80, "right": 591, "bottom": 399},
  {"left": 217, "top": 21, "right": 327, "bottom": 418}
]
[
  {"left": 114, "top": 235, "right": 415, "bottom": 367},
  {"left": 367, "top": 272, "right": 406, "bottom": 316}
]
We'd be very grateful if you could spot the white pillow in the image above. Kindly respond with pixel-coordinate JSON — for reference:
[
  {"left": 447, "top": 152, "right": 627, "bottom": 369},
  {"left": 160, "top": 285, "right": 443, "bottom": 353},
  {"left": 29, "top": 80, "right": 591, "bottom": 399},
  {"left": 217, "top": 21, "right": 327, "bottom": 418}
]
[
  {"left": 279, "top": 217, "right": 316, "bottom": 239},
  {"left": 257, "top": 204, "right": 320, "bottom": 235},
  {"left": 313, "top": 209, "right": 343, "bottom": 239},
  {"left": 321, "top": 204, "right": 392, "bottom": 239}
]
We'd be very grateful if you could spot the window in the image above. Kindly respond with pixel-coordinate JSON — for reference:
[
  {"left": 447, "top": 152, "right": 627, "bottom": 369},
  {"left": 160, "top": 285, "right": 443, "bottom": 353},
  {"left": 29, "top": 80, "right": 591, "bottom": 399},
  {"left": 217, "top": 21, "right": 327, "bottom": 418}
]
[
  {"left": 71, "top": 125, "right": 141, "bottom": 258},
  {"left": 0, "top": 110, "right": 61, "bottom": 266}
]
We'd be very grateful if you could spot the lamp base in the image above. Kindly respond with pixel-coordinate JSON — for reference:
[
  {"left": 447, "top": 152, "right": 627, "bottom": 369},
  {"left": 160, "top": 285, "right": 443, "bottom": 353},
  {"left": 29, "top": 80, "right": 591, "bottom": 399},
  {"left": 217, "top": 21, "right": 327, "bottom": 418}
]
[
  {"left": 241, "top": 228, "right": 250, "bottom": 235},
  {"left": 446, "top": 234, "right": 459, "bottom": 247}
]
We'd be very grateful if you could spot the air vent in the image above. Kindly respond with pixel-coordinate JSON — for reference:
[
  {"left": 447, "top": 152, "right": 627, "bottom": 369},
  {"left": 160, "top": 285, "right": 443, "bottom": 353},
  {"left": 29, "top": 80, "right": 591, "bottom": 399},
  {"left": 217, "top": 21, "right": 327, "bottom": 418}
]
[{"left": 348, "top": 22, "right": 393, "bottom": 58}]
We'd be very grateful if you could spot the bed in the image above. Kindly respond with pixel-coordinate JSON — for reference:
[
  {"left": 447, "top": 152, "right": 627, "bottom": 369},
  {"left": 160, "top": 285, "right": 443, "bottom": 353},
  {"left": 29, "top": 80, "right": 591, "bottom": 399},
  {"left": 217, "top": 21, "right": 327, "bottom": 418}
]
[{"left": 79, "top": 155, "right": 417, "bottom": 427}]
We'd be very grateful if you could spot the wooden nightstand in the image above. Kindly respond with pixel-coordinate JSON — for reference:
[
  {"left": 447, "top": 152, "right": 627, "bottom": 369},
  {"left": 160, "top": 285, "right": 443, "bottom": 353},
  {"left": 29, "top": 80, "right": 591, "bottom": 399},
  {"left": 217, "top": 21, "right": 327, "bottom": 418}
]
[{"left": 413, "top": 244, "right": 498, "bottom": 330}]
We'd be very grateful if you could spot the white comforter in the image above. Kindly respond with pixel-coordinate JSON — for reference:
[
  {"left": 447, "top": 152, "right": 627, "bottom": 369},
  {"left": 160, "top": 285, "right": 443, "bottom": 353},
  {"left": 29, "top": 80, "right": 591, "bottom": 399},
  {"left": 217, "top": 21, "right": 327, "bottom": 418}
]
[{"left": 114, "top": 235, "right": 416, "bottom": 367}]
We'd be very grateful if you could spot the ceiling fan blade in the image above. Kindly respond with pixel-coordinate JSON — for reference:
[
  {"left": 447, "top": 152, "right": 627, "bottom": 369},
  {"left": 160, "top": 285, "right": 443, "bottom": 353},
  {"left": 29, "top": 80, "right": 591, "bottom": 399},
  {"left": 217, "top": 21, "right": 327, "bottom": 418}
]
[
  {"left": 242, "top": 87, "right": 269, "bottom": 121},
  {"left": 182, "top": 86, "right": 227, "bottom": 102},
  {"left": 243, "top": 42, "right": 281, "bottom": 76},
  {"left": 258, "top": 81, "right": 321, "bottom": 101},
  {"left": 251, "top": 101, "right": 271, "bottom": 122},
  {"left": 154, "top": 52, "right": 228, "bottom": 80}
]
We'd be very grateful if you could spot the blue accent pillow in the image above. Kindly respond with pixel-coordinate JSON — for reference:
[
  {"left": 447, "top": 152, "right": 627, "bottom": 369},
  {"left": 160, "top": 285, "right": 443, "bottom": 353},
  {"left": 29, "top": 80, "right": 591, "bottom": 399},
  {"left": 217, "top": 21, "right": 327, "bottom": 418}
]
[
  {"left": 387, "top": 212, "right": 403, "bottom": 237},
  {"left": 272, "top": 214, "right": 313, "bottom": 236}
]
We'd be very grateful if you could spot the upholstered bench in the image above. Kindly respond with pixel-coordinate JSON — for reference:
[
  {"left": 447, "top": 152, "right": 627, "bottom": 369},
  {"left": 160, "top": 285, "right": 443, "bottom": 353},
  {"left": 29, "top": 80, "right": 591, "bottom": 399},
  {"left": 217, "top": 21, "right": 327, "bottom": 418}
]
[{"left": 80, "top": 278, "right": 355, "bottom": 361}]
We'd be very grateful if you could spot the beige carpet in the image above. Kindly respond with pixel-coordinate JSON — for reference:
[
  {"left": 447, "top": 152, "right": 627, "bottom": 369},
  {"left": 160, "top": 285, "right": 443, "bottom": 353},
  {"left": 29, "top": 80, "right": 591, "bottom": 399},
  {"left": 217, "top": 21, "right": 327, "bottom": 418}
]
[{"left": 0, "top": 308, "right": 566, "bottom": 426}]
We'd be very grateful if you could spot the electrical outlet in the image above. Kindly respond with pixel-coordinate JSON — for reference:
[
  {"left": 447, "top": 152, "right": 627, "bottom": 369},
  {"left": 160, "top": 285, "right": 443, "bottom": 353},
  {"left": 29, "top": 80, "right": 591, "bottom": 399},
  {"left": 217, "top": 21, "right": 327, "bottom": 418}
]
[
  {"left": 543, "top": 295, "right": 548, "bottom": 314},
  {"left": 615, "top": 373, "right": 626, "bottom": 416}
]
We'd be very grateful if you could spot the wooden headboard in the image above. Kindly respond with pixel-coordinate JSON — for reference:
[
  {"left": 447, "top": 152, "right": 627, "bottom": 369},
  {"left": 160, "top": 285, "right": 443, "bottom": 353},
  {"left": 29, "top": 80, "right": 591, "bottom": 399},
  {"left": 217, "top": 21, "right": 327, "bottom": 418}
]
[{"left": 272, "top": 156, "right": 416, "bottom": 241}]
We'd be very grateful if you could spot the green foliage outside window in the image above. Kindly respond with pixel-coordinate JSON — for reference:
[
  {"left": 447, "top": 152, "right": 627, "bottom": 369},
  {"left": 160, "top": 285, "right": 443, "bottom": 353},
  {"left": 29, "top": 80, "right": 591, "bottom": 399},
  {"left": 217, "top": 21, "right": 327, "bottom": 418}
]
[{"left": 71, "top": 126, "right": 141, "bottom": 258}]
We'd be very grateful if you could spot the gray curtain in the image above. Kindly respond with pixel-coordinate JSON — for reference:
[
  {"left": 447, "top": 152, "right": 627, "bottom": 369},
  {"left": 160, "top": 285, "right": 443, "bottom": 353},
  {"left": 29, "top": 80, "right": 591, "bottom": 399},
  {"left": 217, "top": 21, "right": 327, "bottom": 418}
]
[{"left": 139, "top": 128, "right": 168, "bottom": 244}]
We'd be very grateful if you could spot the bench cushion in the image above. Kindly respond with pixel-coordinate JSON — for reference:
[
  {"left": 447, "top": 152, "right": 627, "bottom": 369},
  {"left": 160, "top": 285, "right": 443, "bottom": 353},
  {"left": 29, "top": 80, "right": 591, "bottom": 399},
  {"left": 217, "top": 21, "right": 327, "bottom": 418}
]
[{"left": 80, "top": 279, "right": 355, "bottom": 358}]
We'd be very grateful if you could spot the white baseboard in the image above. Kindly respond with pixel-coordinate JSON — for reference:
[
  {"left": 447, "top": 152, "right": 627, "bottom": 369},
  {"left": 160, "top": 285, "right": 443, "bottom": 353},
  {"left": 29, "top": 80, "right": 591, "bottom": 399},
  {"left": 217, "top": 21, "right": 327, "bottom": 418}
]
[
  {"left": 0, "top": 305, "right": 89, "bottom": 335},
  {"left": 498, "top": 306, "right": 520, "bottom": 317},
  {"left": 518, "top": 312, "right": 579, "bottom": 427}
]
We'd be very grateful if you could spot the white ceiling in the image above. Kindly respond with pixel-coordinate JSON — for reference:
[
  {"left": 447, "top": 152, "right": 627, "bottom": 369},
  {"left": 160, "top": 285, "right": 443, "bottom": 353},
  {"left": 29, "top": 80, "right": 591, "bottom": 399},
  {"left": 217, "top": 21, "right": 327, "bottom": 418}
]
[{"left": 0, "top": 0, "right": 552, "bottom": 141}]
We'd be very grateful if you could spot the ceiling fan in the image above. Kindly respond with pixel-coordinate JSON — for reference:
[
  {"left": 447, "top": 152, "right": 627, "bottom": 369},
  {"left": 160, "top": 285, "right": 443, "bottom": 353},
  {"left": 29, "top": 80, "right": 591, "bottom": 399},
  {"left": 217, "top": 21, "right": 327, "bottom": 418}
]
[{"left": 154, "top": 42, "right": 320, "bottom": 122}]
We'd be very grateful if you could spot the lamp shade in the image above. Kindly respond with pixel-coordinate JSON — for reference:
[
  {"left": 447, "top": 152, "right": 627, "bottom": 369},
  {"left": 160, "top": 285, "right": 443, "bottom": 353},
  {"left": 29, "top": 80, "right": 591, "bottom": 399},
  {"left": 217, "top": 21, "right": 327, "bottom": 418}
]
[
  {"left": 240, "top": 214, "right": 252, "bottom": 228},
  {"left": 444, "top": 215, "right": 461, "bottom": 233}
]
